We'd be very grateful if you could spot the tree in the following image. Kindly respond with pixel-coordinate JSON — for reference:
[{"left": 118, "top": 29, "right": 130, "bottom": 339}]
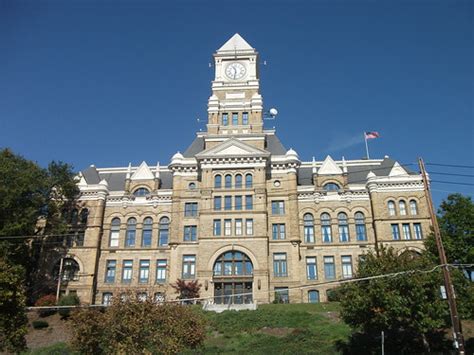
[
  {"left": 69, "top": 292, "right": 206, "bottom": 354},
  {"left": 337, "top": 247, "right": 472, "bottom": 353},
  {"left": 171, "top": 279, "right": 202, "bottom": 303}
]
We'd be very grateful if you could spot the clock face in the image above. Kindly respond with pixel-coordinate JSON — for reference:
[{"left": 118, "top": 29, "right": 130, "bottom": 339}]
[{"left": 225, "top": 62, "right": 246, "bottom": 80}]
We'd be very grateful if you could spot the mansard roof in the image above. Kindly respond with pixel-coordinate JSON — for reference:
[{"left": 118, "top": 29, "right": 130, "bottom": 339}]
[{"left": 82, "top": 165, "right": 101, "bottom": 184}]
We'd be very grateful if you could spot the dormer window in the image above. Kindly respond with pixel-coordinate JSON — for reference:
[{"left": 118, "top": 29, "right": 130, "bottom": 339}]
[
  {"left": 133, "top": 188, "right": 150, "bottom": 197},
  {"left": 323, "top": 183, "right": 340, "bottom": 192}
]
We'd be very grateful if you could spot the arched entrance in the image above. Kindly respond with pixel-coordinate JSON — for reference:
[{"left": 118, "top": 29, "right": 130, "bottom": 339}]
[{"left": 213, "top": 251, "right": 253, "bottom": 304}]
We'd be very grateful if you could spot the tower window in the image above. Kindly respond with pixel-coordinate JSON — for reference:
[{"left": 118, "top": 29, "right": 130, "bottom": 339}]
[
  {"left": 133, "top": 188, "right": 150, "bottom": 197},
  {"left": 232, "top": 112, "right": 238, "bottom": 125},
  {"left": 242, "top": 112, "right": 249, "bottom": 125},
  {"left": 222, "top": 113, "right": 228, "bottom": 126},
  {"left": 323, "top": 183, "right": 340, "bottom": 192}
]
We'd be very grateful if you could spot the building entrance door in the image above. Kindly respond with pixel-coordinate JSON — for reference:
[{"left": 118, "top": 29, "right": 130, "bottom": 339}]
[{"left": 214, "top": 281, "right": 252, "bottom": 304}]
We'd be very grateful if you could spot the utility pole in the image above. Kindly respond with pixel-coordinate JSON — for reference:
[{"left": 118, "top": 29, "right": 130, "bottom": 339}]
[
  {"left": 55, "top": 256, "right": 64, "bottom": 302},
  {"left": 419, "top": 158, "right": 465, "bottom": 354}
]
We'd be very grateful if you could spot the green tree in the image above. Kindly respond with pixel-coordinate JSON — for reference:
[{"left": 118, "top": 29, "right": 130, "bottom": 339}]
[{"left": 337, "top": 247, "right": 472, "bottom": 354}]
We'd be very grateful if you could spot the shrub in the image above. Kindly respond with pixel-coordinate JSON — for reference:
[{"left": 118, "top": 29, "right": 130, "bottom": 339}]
[
  {"left": 34, "top": 294, "right": 57, "bottom": 317},
  {"left": 32, "top": 320, "right": 49, "bottom": 329},
  {"left": 58, "top": 294, "right": 80, "bottom": 318},
  {"left": 171, "top": 279, "right": 202, "bottom": 303},
  {"left": 69, "top": 292, "right": 206, "bottom": 354}
]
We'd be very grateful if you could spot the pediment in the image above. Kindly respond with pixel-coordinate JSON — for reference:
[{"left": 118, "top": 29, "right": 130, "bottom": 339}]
[
  {"left": 389, "top": 162, "right": 409, "bottom": 177},
  {"left": 318, "top": 155, "right": 343, "bottom": 175},
  {"left": 131, "top": 161, "right": 154, "bottom": 180},
  {"left": 196, "top": 138, "right": 270, "bottom": 159}
]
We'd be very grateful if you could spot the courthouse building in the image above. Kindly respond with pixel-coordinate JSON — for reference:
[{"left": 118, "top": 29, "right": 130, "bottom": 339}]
[{"left": 55, "top": 34, "right": 430, "bottom": 305}]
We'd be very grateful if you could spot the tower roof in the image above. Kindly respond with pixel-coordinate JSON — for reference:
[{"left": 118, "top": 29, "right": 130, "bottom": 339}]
[{"left": 217, "top": 33, "right": 254, "bottom": 52}]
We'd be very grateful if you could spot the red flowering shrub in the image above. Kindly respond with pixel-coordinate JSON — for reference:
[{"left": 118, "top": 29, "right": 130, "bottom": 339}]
[{"left": 34, "top": 294, "right": 56, "bottom": 317}]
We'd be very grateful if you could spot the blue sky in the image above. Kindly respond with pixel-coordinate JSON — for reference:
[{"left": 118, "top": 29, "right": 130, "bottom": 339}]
[{"left": 0, "top": 0, "right": 472, "bottom": 205}]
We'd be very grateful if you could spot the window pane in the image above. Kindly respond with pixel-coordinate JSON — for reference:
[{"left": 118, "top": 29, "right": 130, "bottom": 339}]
[
  {"left": 246, "top": 219, "right": 253, "bottom": 235},
  {"left": 214, "top": 175, "right": 222, "bottom": 188}
]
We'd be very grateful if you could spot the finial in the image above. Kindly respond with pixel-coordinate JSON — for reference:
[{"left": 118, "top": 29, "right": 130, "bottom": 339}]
[
  {"left": 342, "top": 156, "right": 347, "bottom": 173},
  {"left": 155, "top": 161, "right": 160, "bottom": 179},
  {"left": 126, "top": 162, "right": 132, "bottom": 179},
  {"left": 312, "top": 156, "right": 317, "bottom": 174}
]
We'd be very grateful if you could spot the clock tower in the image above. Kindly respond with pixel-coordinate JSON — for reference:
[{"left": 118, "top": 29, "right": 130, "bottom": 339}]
[{"left": 207, "top": 33, "right": 264, "bottom": 136}]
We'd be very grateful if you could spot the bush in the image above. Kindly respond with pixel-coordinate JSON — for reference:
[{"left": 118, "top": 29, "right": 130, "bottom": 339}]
[
  {"left": 69, "top": 292, "right": 206, "bottom": 354},
  {"left": 32, "top": 320, "right": 49, "bottom": 329},
  {"left": 35, "top": 294, "right": 57, "bottom": 317},
  {"left": 58, "top": 294, "right": 80, "bottom": 318}
]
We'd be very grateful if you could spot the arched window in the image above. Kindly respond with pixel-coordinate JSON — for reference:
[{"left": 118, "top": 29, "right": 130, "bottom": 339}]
[
  {"left": 54, "top": 258, "right": 80, "bottom": 281},
  {"left": 355, "top": 212, "right": 367, "bottom": 241},
  {"left": 324, "top": 183, "right": 340, "bottom": 192},
  {"left": 321, "top": 213, "right": 332, "bottom": 243},
  {"left": 213, "top": 251, "right": 253, "bottom": 277},
  {"left": 158, "top": 217, "right": 169, "bottom": 246},
  {"left": 125, "top": 218, "right": 136, "bottom": 247},
  {"left": 399, "top": 200, "right": 407, "bottom": 216},
  {"left": 142, "top": 217, "right": 153, "bottom": 247},
  {"left": 338, "top": 212, "right": 349, "bottom": 242},
  {"left": 133, "top": 188, "right": 150, "bottom": 197},
  {"left": 388, "top": 201, "right": 396, "bottom": 216},
  {"left": 188, "top": 182, "right": 196, "bottom": 190},
  {"left": 225, "top": 174, "right": 232, "bottom": 188},
  {"left": 235, "top": 174, "right": 243, "bottom": 188},
  {"left": 245, "top": 174, "right": 253, "bottom": 188},
  {"left": 308, "top": 290, "right": 320, "bottom": 303},
  {"left": 70, "top": 209, "right": 79, "bottom": 224},
  {"left": 303, "top": 213, "right": 315, "bottom": 243},
  {"left": 214, "top": 175, "right": 222, "bottom": 189},
  {"left": 80, "top": 208, "right": 89, "bottom": 225},
  {"left": 410, "top": 200, "right": 418, "bottom": 215},
  {"left": 109, "top": 217, "right": 121, "bottom": 247}
]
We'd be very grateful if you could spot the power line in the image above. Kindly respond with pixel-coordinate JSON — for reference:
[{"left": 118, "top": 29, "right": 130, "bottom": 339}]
[
  {"left": 426, "top": 163, "right": 474, "bottom": 169},
  {"left": 429, "top": 172, "right": 474, "bottom": 178},
  {"left": 431, "top": 180, "right": 474, "bottom": 187}
]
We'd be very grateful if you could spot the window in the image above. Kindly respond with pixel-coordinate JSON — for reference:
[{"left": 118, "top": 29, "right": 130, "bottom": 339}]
[
  {"left": 224, "top": 196, "right": 232, "bottom": 210},
  {"left": 308, "top": 290, "right": 320, "bottom": 303},
  {"left": 122, "top": 260, "right": 133, "bottom": 283},
  {"left": 321, "top": 213, "right": 332, "bottom": 243},
  {"left": 133, "top": 187, "right": 150, "bottom": 197},
  {"left": 224, "top": 219, "right": 232, "bottom": 236},
  {"left": 182, "top": 255, "right": 196, "bottom": 279},
  {"left": 214, "top": 196, "right": 222, "bottom": 211},
  {"left": 242, "top": 112, "right": 249, "bottom": 125},
  {"left": 338, "top": 213, "right": 350, "bottom": 242},
  {"left": 232, "top": 112, "right": 238, "bottom": 125},
  {"left": 274, "top": 287, "right": 289, "bottom": 303},
  {"left": 410, "top": 200, "right": 418, "bottom": 215},
  {"left": 225, "top": 174, "right": 232, "bottom": 188},
  {"left": 188, "top": 182, "right": 196, "bottom": 190},
  {"left": 271, "top": 200, "right": 285, "bottom": 215},
  {"left": 235, "top": 174, "right": 243, "bottom": 188},
  {"left": 213, "top": 251, "right": 253, "bottom": 277},
  {"left": 235, "top": 196, "right": 242, "bottom": 210},
  {"left": 154, "top": 292, "right": 165, "bottom": 303},
  {"left": 414, "top": 223, "right": 423, "bottom": 240},
  {"left": 235, "top": 219, "right": 243, "bottom": 235},
  {"left": 399, "top": 200, "right": 407, "bottom": 216},
  {"left": 184, "top": 226, "right": 197, "bottom": 242},
  {"left": 324, "top": 256, "right": 335, "bottom": 280},
  {"left": 184, "top": 202, "right": 198, "bottom": 217},
  {"left": 158, "top": 217, "right": 169, "bottom": 246},
  {"left": 341, "top": 256, "right": 353, "bottom": 278},
  {"left": 324, "top": 183, "right": 340, "bottom": 191},
  {"left": 391, "top": 224, "right": 400, "bottom": 240},
  {"left": 70, "top": 209, "right": 79, "bottom": 224},
  {"left": 243, "top": 195, "right": 252, "bottom": 210},
  {"left": 402, "top": 223, "right": 411, "bottom": 240},
  {"left": 245, "top": 174, "right": 253, "bottom": 188},
  {"left": 102, "top": 292, "right": 113, "bottom": 306},
  {"left": 272, "top": 224, "right": 286, "bottom": 240},
  {"left": 139, "top": 260, "right": 150, "bottom": 284},
  {"left": 137, "top": 292, "right": 147, "bottom": 302},
  {"left": 75, "top": 232, "right": 84, "bottom": 247},
  {"left": 355, "top": 212, "right": 367, "bottom": 241},
  {"left": 222, "top": 113, "right": 228, "bottom": 126},
  {"left": 156, "top": 259, "right": 167, "bottom": 283},
  {"left": 213, "top": 219, "right": 221, "bottom": 236},
  {"left": 80, "top": 208, "right": 89, "bottom": 225},
  {"left": 388, "top": 201, "right": 396, "bottom": 216},
  {"left": 142, "top": 217, "right": 153, "bottom": 247},
  {"left": 214, "top": 175, "right": 222, "bottom": 188},
  {"left": 109, "top": 218, "right": 120, "bottom": 247},
  {"left": 55, "top": 258, "right": 80, "bottom": 281},
  {"left": 306, "top": 257, "right": 317, "bottom": 280},
  {"left": 105, "top": 260, "right": 116, "bottom": 283},
  {"left": 304, "top": 213, "right": 315, "bottom": 243},
  {"left": 246, "top": 219, "right": 253, "bottom": 235},
  {"left": 273, "top": 253, "right": 288, "bottom": 277},
  {"left": 125, "top": 218, "right": 136, "bottom": 247}
]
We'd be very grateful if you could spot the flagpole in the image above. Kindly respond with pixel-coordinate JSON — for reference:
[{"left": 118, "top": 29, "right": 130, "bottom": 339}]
[{"left": 364, "top": 132, "right": 370, "bottom": 159}]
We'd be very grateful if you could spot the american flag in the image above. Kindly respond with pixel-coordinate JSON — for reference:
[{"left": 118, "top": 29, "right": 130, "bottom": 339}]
[{"left": 365, "top": 131, "right": 380, "bottom": 139}]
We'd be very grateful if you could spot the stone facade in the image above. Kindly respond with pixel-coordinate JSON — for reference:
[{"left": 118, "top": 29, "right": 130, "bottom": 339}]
[{"left": 52, "top": 34, "right": 430, "bottom": 305}]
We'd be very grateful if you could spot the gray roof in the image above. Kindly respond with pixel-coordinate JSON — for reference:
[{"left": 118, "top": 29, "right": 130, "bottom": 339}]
[
  {"left": 99, "top": 172, "right": 126, "bottom": 191},
  {"left": 297, "top": 167, "right": 314, "bottom": 185},
  {"left": 82, "top": 166, "right": 100, "bottom": 184},
  {"left": 266, "top": 134, "right": 287, "bottom": 155},
  {"left": 183, "top": 136, "right": 205, "bottom": 157}
]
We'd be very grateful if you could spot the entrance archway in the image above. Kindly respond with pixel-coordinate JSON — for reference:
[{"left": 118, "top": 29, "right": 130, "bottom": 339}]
[{"left": 213, "top": 251, "right": 253, "bottom": 304}]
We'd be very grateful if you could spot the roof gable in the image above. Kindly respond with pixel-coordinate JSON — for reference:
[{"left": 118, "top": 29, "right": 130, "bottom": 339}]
[
  {"left": 131, "top": 161, "right": 154, "bottom": 180},
  {"left": 217, "top": 33, "right": 253, "bottom": 52},
  {"left": 389, "top": 162, "right": 409, "bottom": 177},
  {"left": 196, "top": 138, "right": 270, "bottom": 159},
  {"left": 318, "top": 155, "right": 343, "bottom": 175}
]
